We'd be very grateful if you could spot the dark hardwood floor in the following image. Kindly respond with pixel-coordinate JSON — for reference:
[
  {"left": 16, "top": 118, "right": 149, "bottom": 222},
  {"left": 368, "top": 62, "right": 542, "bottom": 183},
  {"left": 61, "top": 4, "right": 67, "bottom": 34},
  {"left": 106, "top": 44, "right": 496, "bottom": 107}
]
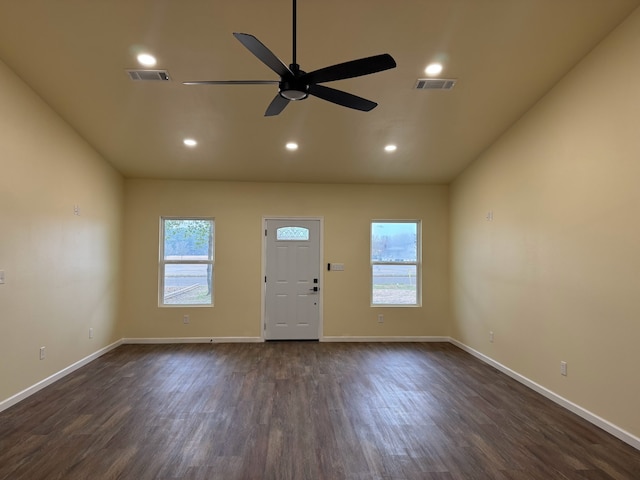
[{"left": 1, "top": 342, "right": 639, "bottom": 480}]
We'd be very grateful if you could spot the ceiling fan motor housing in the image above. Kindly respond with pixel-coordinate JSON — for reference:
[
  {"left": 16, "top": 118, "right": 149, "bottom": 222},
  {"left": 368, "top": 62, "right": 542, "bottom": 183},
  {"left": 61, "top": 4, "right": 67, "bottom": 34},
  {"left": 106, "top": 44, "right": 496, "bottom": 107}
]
[{"left": 279, "top": 64, "right": 309, "bottom": 100}]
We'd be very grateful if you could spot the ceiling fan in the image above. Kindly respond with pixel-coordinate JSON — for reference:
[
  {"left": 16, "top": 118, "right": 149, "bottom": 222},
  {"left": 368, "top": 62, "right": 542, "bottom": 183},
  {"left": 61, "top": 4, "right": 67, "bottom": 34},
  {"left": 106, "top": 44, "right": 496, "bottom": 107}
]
[{"left": 183, "top": 0, "right": 397, "bottom": 116}]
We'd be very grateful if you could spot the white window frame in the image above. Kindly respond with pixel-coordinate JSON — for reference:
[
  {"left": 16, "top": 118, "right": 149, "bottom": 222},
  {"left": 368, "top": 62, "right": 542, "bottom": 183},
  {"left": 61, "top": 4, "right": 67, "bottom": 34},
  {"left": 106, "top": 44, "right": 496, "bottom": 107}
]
[
  {"left": 370, "top": 220, "right": 421, "bottom": 307},
  {"left": 159, "top": 217, "right": 215, "bottom": 307}
]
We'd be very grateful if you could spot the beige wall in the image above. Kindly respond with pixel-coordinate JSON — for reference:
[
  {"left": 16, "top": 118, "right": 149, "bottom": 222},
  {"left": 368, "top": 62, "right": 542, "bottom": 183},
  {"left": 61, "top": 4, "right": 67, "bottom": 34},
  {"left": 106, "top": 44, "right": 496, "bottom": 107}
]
[
  {"left": 451, "top": 9, "right": 640, "bottom": 438},
  {"left": 121, "top": 180, "right": 449, "bottom": 339},
  {"left": 0, "top": 59, "right": 123, "bottom": 403}
]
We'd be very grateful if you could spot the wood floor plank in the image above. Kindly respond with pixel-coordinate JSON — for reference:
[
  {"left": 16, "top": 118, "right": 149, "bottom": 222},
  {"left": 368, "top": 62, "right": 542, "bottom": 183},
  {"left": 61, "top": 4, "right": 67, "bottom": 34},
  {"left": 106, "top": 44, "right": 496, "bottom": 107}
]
[{"left": 1, "top": 342, "right": 639, "bottom": 479}]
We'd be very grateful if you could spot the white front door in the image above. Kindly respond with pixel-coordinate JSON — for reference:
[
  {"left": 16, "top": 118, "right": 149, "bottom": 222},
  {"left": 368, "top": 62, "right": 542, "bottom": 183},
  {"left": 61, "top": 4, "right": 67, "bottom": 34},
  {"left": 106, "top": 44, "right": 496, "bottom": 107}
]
[{"left": 264, "top": 219, "right": 321, "bottom": 340}]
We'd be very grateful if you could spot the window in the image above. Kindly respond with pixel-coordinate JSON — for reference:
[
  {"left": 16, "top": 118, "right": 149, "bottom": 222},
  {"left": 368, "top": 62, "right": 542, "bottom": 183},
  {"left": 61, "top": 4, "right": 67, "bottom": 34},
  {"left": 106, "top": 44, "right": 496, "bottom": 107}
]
[
  {"left": 159, "top": 218, "right": 214, "bottom": 306},
  {"left": 371, "top": 221, "right": 420, "bottom": 306},
  {"left": 276, "top": 226, "right": 310, "bottom": 241}
]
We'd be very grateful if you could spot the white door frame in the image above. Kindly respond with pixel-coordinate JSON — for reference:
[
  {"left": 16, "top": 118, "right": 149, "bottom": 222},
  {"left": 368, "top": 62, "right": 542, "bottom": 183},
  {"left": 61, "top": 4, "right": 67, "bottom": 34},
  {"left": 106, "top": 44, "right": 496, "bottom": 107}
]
[{"left": 261, "top": 216, "right": 324, "bottom": 341}]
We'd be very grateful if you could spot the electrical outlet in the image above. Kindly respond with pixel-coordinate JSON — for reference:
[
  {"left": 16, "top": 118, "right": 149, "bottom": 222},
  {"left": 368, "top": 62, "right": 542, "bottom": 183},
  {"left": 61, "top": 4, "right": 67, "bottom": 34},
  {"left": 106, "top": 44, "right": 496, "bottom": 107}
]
[
  {"left": 73, "top": 205, "right": 80, "bottom": 216},
  {"left": 0, "top": 270, "right": 5, "bottom": 284},
  {"left": 39, "top": 346, "right": 46, "bottom": 360},
  {"left": 89, "top": 328, "right": 94, "bottom": 339},
  {"left": 183, "top": 315, "right": 190, "bottom": 324},
  {"left": 560, "top": 361, "right": 567, "bottom": 376},
  {"left": 489, "top": 331, "right": 494, "bottom": 343},
  {"left": 377, "top": 314, "right": 384, "bottom": 323}
]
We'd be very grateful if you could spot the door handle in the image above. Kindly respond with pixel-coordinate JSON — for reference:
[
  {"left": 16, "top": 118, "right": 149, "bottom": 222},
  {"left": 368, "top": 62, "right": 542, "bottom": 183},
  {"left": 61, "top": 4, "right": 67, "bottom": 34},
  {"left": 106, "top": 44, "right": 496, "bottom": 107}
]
[{"left": 309, "top": 286, "right": 319, "bottom": 292}]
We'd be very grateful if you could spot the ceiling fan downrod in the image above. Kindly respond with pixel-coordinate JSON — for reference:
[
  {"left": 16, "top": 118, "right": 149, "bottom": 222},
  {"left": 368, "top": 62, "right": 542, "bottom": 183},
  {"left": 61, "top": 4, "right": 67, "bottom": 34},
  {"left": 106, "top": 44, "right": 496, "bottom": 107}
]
[
  {"left": 279, "top": 0, "right": 308, "bottom": 101},
  {"left": 292, "top": 0, "right": 297, "bottom": 68}
]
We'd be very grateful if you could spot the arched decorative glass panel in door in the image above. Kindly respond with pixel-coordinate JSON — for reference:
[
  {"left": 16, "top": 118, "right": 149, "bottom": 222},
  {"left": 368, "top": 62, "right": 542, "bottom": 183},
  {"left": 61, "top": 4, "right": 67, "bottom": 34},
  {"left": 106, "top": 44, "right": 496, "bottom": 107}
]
[{"left": 276, "top": 226, "right": 310, "bottom": 241}]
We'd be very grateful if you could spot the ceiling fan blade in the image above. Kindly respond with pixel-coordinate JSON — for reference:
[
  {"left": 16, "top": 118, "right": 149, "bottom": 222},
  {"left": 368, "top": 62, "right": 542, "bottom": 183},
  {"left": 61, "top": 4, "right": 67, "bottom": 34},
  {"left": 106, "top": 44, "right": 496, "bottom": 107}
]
[
  {"left": 302, "top": 53, "right": 396, "bottom": 85},
  {"left": 308, "top": 84, "right": 377, "bottom": 112},
  {"left": 233, "top": 33, "right": 292, "bottom": 78},
  {"left": 183, "top": 80, "right": 278, "bottom": 85},
  {"left": 265, "top": 94, "right": 290, "bottom": 116}
]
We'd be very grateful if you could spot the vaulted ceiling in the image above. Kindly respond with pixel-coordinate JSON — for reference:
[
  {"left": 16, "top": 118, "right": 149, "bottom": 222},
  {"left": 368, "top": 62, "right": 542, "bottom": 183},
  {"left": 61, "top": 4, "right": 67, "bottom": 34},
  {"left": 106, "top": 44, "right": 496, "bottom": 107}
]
[{"left": 0, "top": 0, "right": 637, "bottom": 184}]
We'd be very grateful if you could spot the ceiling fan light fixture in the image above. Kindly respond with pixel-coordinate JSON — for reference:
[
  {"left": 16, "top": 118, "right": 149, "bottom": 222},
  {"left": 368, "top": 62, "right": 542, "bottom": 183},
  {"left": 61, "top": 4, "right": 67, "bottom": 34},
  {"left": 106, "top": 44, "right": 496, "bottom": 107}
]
[
  {"left": 279, "top": 89, "right": 308, "bottom": 101},
  {"left": 279, "top": 77, "right": 309, "bottom": 100}
]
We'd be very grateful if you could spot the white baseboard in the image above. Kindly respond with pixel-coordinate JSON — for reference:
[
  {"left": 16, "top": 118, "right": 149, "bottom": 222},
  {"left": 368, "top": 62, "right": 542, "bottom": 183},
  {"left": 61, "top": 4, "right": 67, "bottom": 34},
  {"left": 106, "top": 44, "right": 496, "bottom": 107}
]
[
  {"left": 449, "top": 338, "right": 640, "bottom": 451},
  {"left": 321, "top": 336, "right": 450, "bottom": 342},
  {"left": 0, "top": 339, "right": 123, "bottom": 413},
  {"left": 121, "top": 337, "right": 264, "bottom": 344}
]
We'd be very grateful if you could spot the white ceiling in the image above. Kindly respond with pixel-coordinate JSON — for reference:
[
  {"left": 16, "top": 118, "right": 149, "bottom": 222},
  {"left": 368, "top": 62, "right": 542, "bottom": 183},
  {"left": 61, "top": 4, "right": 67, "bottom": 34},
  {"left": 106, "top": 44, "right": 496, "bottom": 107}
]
[{"left": 0, "top": 0, "right": 638, "bottom": 184}]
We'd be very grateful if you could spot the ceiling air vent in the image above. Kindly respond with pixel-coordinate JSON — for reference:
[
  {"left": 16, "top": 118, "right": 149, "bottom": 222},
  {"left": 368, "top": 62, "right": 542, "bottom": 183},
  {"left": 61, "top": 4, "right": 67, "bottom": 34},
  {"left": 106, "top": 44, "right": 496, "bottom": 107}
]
[
  {"left": 126, "top": 70, "right": 171, "bottom": 81},
  {"left": 415, "top": 78, "right": 456, "bottom": 90}
]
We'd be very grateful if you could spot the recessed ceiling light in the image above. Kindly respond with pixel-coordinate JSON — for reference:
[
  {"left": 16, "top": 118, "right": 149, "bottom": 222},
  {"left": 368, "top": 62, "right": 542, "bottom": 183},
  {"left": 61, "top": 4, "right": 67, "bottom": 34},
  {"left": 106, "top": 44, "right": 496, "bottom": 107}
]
[
  {"left": 425, "top": 63, "right": 443, "bottom": 76},
  {"left": 384, "top": 144, "right": 397, "bottom": 152},
  {"left": 137, "top": 53, "right": 157, "bottom": 67},
  {"left": 183, "top": 138, "right": 197, "bottom": 147},
  {"left": 286, "top": 142, "right": 298, "bottom": 151}
]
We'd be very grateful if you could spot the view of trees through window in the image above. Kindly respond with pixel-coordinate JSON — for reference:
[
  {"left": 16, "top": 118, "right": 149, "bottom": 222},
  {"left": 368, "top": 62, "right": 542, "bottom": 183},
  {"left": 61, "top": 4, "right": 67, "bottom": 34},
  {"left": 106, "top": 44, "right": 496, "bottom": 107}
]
[
  {"left": 161, "top": 218, "right": 214, "bottom": 306},
  {"left": 371, "top": 221, "right": 420, "bottom": 305}
]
